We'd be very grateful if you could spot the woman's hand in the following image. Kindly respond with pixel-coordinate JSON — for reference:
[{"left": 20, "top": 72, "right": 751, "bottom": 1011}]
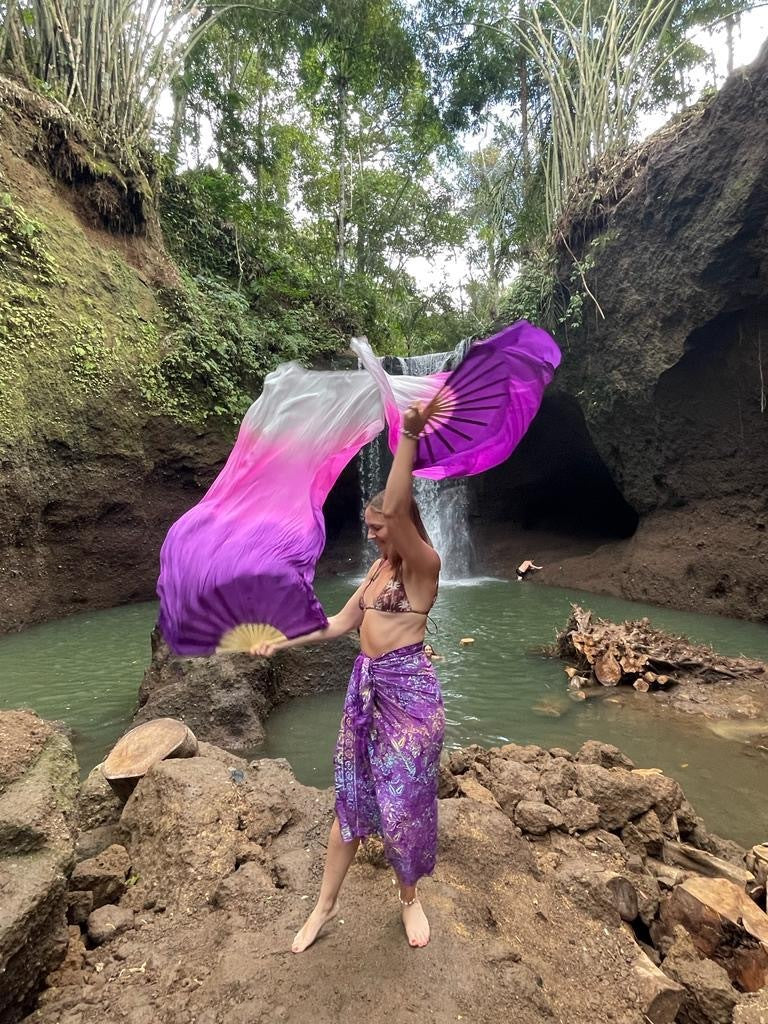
[
  {"left": 403, "top": 401, "right": 429, "bottom": 438},
  {"left": 250, "top": 641, "right": 280, "bottom": 657}
]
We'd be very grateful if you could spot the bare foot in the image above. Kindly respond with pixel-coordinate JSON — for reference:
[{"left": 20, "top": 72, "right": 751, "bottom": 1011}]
[
  {"left": 401, "top": 899, "right": 430, "bottom": 948},
  {"left": 291, "top": 901, "right": 339, "bottom": 953}
]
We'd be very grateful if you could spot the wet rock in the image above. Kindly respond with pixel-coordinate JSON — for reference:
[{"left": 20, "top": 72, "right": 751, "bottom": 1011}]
[
  {"left": 514, "top": 800, "right": 565, "bottom": 836},
  {"left": 86, "top": 905, "right": 135, "bottom": 946},
  {"left": 69, "top": 845, "right": 131, "bottom": 909}
]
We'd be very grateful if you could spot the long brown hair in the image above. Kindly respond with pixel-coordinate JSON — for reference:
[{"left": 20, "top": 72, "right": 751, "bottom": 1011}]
[{"left": 367, "top": 490, "right": 432, "bottom": 581}]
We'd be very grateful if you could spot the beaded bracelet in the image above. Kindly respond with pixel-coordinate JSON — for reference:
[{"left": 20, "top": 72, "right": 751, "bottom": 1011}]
[{"left": 401, "top": 427, "right": 420, "bottom": 441}]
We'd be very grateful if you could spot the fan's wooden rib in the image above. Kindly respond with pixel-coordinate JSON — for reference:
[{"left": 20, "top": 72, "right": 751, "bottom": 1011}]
[
  {"left": 422, "top": 431, "right": 437, "bottom": 464},
  {"left": 448, "top": 378, "right": 508, "bottom": 401},
  {"left": 431, "top": 428, "right": 457, "bottom": 453},
  {"left": 437, "top": 422, "right": 473, "bottom": 441},
  {"left": 444, "top": 415, "right": 488, "bottom": 428},
  {"left": 216, "top": 622, "right": 286, "bottom": 653}
]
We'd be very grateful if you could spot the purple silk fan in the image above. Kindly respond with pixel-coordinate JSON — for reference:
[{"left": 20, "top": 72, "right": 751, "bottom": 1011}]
[{"left": 358, "top": 320, "right": 562, "bottom": 480}]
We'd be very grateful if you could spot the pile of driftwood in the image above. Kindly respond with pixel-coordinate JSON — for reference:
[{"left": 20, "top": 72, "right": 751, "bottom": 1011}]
[{"left": 555, "top": 605, "right": 765, "bottom": 694}]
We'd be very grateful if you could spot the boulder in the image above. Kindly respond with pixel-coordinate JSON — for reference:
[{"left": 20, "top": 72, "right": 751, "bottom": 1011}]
[
  {"left": 0, "top": 711, "right": 78, "bottom": 1024},
  {"left": 75, "top": 764, "right": 123, "bottom": 830},
  {"left": 69, "top": 844, "right": 131, "bottom": 909},
  {"left": 560, "top": 796, "right": 600, "bottom": 833},
  {"left": 457, "top": 774, "right": 501, "bottom": 808},
  {"left": 574, "top": 763, "right": 683, "bottom": 831},
  {"left": 630, "top": 946, "right": 686, "bottom": 1023},
  {"left": 514, "top": 800, "right": 565, "bottom": 836},
  {"left": 86, "top": 904, "right": 135, "bottom": 946},
  {"left": 656, "top": 876, "right": 768, "bottom": 992},
  {"left": 135, "top": 629, "right": 358, "bottom": 750},
  {"left": 663, "top": 948, "right": 738, "bottom": 1024},
  {"left": 74, "top": 821, "right": 129, "bottom": 862},
  {"left": 539, "top": 758, "right": 577, "bottom": 808},
  {"left": 497, "top": 743, "right": 549, "bottom": 765},
  {"left": 576, "top": 741, "right": 634, "bottom": 770},
  {"left": 485, "top": 759, "right": 542, "bottom": 815},
  {"left": 119, "top": 751, "right": 329, "bottom": 907},
  {"left": 557, "top": 857, "right": 639, "bottom": 922}
]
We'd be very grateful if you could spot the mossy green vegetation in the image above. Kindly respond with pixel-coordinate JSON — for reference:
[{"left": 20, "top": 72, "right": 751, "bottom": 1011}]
[{"left": 0, "top": 159, "right": 357, "bottom": 450}]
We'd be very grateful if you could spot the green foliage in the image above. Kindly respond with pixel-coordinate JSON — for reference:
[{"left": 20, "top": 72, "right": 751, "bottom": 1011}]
[
  {"left": 502, "top": 232, "right": 617, "bottom": 339},
  {"left": 0, "top": 191, "right": 55, "bottom": 280},
  {"left": 139, "top": 271, "right": 347, "bottom": 422}
]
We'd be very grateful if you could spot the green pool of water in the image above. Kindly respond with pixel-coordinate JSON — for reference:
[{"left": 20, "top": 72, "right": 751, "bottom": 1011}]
[{"left": 1, "top": 580, "right": 766, "bottom": 846}]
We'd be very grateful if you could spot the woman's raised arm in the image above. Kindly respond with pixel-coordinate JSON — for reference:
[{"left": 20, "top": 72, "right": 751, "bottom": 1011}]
[{"left": 381, "top": 404, "right": 440, "bottom": 577}]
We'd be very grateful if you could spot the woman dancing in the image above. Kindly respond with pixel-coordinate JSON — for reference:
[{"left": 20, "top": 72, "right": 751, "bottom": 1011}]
[{"left": 251, "top": 402, "right": 443, "bottom": 952}]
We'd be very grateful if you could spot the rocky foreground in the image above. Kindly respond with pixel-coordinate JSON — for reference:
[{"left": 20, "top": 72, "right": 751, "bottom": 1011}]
[{"left": 3, "top": 710, "right": 768, "bottom": 1024}]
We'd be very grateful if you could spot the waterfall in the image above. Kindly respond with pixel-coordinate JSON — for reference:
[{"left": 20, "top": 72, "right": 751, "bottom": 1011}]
[{"left": 358, "top": 339, "right": 474, "bottom": 579}]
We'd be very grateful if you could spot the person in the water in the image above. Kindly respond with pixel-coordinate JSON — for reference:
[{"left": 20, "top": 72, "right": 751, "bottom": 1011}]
[{"left": 516, "top": 559, "right": 542, "bottom": 581}]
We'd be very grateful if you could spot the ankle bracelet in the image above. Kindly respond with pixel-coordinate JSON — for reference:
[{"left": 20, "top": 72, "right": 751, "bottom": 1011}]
[{"left": 394, "top": 879, "right": 419, "bottom": 906}]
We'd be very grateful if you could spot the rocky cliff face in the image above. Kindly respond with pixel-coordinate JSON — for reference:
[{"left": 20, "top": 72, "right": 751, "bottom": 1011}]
[{"left": 476, "top": 43, "right": 768, "bottom": 621}]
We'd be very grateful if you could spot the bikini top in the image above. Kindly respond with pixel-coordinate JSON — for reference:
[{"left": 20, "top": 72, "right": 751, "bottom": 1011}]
[{"left": 358, "top": 559, "right": 437, "bottom": 616}]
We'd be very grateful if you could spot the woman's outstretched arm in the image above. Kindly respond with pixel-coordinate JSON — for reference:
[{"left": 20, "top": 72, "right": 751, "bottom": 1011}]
[{"left": 249, "top": 561, "right": 380, "bottom": 656}]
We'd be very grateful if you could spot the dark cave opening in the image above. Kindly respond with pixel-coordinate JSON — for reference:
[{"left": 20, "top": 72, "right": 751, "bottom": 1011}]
[{"left": 470, "top": 393, "right": 639, "bottom": 539}]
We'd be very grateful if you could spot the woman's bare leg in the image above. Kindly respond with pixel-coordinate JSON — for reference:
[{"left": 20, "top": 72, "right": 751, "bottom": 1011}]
[
  {"left": 292, "top": 817, "right": 359, "bottom": 953},
  {"left": 398, "top": 880, "right": 430, "bottom": 948}
]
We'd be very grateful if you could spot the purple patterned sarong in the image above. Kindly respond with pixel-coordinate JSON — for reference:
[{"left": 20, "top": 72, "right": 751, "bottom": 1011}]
[{"left": 334, "top": 642, "right": 445, "bottom": 886}]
